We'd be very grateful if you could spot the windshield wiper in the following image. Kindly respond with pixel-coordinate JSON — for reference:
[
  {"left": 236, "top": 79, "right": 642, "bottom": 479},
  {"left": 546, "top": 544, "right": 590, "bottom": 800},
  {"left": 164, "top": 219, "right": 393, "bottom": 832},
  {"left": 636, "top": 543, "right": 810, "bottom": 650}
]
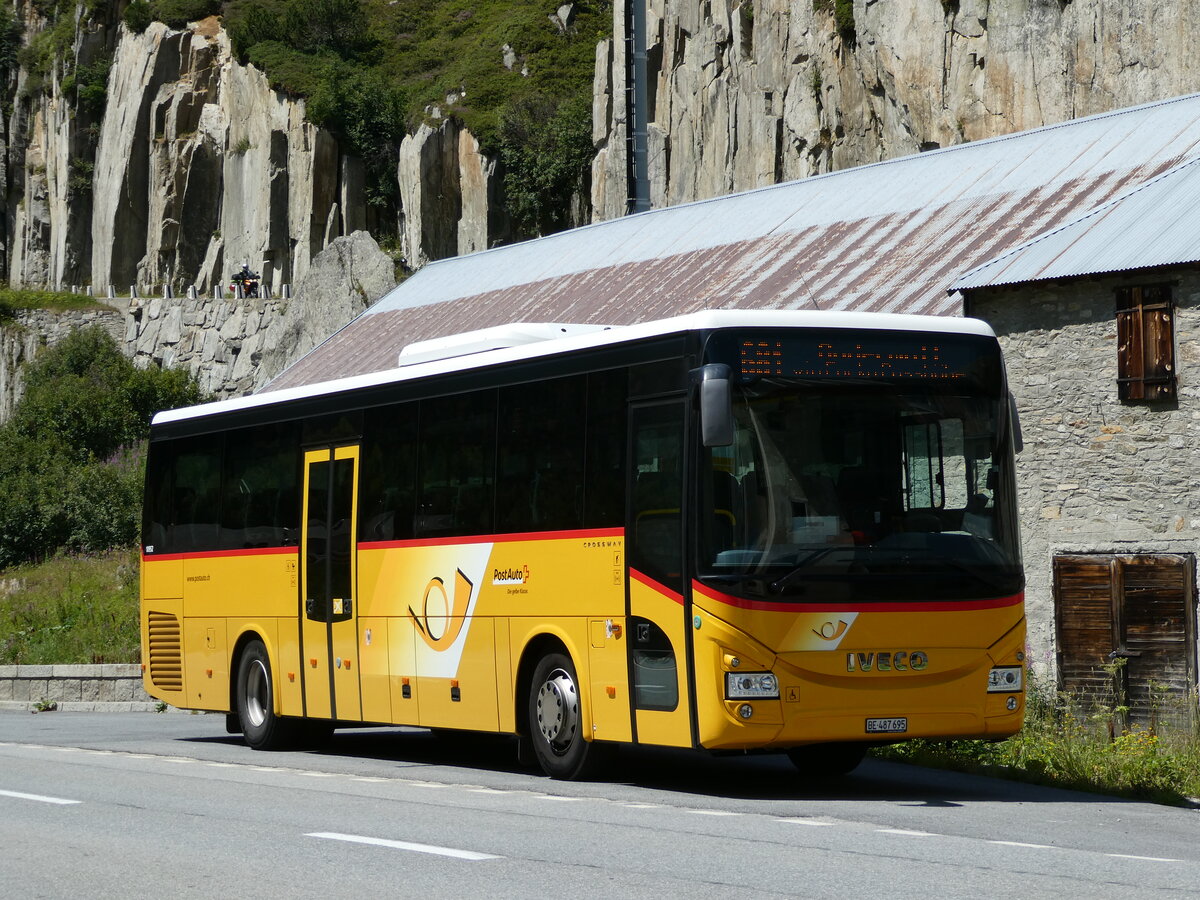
[{"left": 768, "top": 547, "right": 843, "bottom": 593}]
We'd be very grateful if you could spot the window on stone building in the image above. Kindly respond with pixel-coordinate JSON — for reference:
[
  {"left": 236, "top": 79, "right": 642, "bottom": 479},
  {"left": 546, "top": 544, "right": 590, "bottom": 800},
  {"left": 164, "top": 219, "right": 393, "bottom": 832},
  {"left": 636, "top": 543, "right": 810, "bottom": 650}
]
[
  {"left": 1053, "top": 553, "right": 1196, "bottom": 727},
  {"left": 1115, "top": 284, "right": 1175, "bottom": 401}
]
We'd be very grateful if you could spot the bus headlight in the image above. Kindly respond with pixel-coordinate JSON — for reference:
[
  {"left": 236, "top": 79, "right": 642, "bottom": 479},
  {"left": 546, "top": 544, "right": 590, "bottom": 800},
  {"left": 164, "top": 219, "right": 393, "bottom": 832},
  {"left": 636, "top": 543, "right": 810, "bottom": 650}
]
[
  {"left": 987, "top": 667, "right": 1023, "bottom": 692},
  {"left": 726, "top": 672, "right": 779, "bottom": 699}
]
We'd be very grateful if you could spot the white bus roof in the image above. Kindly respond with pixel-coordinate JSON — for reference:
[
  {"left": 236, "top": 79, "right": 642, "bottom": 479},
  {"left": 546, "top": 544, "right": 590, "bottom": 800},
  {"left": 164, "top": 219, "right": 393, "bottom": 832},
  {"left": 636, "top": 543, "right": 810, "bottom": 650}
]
[{"left": 153, "top": 309, "right": 996, "bottom": 427}]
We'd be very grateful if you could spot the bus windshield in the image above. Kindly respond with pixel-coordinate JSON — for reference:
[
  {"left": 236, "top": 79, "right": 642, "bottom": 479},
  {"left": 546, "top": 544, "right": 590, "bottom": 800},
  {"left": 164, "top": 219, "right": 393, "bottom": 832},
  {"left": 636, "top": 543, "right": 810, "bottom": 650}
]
[{"left": 698, "top": 376, "right": 1023, "bottom": 604}]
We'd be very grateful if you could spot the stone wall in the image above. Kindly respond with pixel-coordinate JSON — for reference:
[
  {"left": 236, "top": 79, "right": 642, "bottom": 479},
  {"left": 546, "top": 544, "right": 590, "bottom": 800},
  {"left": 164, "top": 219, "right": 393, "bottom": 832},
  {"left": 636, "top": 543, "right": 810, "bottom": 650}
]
[
  {"left": 125, "top": 292, "right": 284, "bottom": 399},
  {"left": 968, "top": 270, "right": 1200, "bottom": 680},
  {"left": 0, "top": 664, "right": 156, "bottom": 711}
]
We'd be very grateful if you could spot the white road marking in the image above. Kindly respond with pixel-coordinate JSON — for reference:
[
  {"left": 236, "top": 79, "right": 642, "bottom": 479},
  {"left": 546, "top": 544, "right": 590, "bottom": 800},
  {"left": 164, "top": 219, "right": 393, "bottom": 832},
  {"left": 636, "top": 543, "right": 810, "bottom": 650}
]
[
  {"left": 1106, "top": 854, "right": 1180, "bottom": 863},
  {"left": 306, "top": 831, "right": 500, "bottom": 860},
  {"left": 778, "top": 818, "right": 833, "bottom": 827},
  {"left": 537, "top": 795, "right": 586, "bottom": 802},
  {"left": 0, "top": 788, "right": 81, "bottom": 805},
  {"left": 623, "top": 803, "right": 661, "bottom": 809},
  {"left": 989, "top": 840, "right": 1056, "bottom": 849},
  {"left": 689, "top": 809, "right": 741, "bottom": 816},
  {"left": 877, "top": 828, "right": 935, "bottom": 837}
]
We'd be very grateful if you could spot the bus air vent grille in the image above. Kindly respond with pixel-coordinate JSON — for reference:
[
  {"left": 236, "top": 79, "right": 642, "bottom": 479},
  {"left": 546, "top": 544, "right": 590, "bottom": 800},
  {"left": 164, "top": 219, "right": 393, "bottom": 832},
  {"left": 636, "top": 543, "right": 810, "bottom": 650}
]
[{"left": 147, "top": 611, "right": 183, "bottom": 691}]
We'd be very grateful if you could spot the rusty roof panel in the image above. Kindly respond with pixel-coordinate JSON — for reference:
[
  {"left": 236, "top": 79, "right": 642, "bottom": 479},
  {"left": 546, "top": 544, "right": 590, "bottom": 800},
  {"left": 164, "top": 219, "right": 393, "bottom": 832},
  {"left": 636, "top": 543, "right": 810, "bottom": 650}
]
[
  {"left": 267, "top": 94, "right": 1200, "bottom": 391},
  {"left": 954, "top": 157, "right": 1200, "bottom": 290}
]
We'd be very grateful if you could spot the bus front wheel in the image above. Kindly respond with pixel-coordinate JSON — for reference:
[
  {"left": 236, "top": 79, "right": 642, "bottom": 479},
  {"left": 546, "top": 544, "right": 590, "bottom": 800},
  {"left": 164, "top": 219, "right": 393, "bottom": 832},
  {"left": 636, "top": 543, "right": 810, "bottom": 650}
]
[
  {"left": 236, "top": 640, "right": 291, "bottom": 751},
  {"left": 527, "top": 652, "right": 608, "bottom": 780}
]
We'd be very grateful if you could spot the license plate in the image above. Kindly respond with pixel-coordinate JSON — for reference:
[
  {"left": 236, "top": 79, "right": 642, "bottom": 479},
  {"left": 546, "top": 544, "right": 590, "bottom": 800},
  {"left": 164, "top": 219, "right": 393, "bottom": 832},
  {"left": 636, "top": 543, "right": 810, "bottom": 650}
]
[{"left": 865, "top": 717, "right": 908, "bottom": 734}]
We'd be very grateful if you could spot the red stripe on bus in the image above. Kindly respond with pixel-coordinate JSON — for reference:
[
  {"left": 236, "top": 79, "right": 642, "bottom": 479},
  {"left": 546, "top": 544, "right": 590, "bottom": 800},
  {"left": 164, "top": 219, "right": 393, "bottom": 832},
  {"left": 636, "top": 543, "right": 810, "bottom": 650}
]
[
  {"left": 692, "top": 581, "right": 1024, "bottom": 614},
  {"left": 359, "top": 526, "right": 624, "bottom": 552},
  {"left": 629, "top": 568, "right": 685, "bottom": 605},
  {"left": 142, "top": 546, "right": 298, "bottom": 562}
]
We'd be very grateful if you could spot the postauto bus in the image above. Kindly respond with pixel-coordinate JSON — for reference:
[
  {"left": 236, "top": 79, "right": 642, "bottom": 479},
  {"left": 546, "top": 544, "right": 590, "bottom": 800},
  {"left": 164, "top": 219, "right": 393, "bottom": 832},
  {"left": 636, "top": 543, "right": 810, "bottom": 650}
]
[{"left": 140, "top": 310, "right": 1025, "bottom": 779}]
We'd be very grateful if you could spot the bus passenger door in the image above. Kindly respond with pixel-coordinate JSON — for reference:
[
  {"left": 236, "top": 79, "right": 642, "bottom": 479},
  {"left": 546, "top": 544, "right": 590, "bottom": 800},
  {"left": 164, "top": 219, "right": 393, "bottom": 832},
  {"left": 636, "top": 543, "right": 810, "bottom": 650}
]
[
  {"left": 627, "top": 401, "right": 693, "bottom": 747},
  {"left": 301, "top": 446, "right": 362, "bottom": 722}
]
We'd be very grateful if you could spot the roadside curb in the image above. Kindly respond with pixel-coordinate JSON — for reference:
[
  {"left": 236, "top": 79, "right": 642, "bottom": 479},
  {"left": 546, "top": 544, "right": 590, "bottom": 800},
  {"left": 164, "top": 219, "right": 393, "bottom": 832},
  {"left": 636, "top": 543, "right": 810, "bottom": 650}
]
[{"left": 0, "top": 700, "right": 164, "bottom": 712}]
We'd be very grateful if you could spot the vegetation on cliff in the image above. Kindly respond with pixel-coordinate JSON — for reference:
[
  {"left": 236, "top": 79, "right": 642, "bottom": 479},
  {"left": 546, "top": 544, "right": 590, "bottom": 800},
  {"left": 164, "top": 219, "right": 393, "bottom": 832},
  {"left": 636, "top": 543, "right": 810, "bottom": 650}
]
[
  {"left": 0, "top": 326, "right": 204, "bottom": 569},
  {"left": 220, "top": 0, "right": 609, "bottom": 237},
  {"left": 118, "top": 0, "right": 603, "bottom": 239}
]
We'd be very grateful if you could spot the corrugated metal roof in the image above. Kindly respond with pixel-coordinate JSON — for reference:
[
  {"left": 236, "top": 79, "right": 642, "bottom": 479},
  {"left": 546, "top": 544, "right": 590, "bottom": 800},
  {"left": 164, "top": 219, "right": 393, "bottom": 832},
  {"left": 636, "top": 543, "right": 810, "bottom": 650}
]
[
  {"left": 953, "top": 155, "right": 1200, "bottom": 290},
  {"left": 268, "top": 93, "right": 1200, "bottom": 390}
]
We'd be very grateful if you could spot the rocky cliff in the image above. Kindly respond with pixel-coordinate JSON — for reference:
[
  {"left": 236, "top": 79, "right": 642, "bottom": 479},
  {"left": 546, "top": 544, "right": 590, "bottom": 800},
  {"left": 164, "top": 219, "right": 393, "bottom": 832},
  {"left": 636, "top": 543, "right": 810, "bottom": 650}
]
[
  {"left": 591, "top": 0, "right": 1200, "bottom": 218},
  {"left": 5, "top": 10, "right": 496, "bottom": 296}
]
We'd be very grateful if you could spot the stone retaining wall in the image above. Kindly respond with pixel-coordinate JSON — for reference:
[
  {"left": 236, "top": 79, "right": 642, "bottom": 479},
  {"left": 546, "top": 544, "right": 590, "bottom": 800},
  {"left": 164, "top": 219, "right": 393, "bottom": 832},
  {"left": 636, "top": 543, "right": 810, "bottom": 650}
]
[{"left": 0, "top": 664, "right": 158, "bottom": 711}]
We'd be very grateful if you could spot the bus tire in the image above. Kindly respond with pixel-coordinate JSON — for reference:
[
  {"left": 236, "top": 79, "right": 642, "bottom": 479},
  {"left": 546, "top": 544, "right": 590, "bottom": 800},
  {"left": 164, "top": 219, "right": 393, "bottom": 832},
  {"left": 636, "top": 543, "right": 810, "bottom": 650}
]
[
  {"left": 236, "top": 640, "right": 291, "bottom": 751},
  {"left": 786, "top": 742, "right": 866, "bottom": 777},
  {"left": 527, "top": 651, "right": 608, "bottom": 780}
]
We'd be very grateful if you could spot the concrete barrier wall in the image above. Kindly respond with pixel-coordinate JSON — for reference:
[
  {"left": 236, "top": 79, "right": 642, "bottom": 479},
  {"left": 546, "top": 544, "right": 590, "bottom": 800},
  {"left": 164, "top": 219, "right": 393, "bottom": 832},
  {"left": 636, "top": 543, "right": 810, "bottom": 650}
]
[{"left": 0, "top": 664, "right": 158, "bottom": 711}]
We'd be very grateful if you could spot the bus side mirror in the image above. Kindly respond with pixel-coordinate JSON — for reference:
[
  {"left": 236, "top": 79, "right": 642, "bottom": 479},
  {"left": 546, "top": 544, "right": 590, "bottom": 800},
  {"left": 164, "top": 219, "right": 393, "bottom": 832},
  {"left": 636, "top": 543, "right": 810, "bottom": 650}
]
[
  {"left": 1008, "top": 392, "right": 1023, "bottom": 454},
  {"left": 693, "top": 364, "right": 735, "bottom": 447}
]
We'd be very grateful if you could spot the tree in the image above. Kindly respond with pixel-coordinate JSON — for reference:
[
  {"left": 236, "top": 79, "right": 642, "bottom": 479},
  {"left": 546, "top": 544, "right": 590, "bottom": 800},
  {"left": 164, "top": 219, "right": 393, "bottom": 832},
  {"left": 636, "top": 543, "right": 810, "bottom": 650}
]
[{"left": 0, "top": 327, "right": 205, "bottom": 567}]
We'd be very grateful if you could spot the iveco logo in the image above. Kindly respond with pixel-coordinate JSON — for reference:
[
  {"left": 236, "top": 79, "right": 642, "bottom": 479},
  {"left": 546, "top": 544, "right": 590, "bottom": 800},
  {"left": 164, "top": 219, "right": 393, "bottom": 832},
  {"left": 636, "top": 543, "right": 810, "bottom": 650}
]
[{"left": 846, "top": 651, "right": 929, "bottom": 672}]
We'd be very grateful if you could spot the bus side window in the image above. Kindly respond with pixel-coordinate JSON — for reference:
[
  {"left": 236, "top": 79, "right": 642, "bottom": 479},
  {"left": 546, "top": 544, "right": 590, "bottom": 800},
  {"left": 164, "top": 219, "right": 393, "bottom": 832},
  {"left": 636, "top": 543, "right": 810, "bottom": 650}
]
[
  {"left": 143, "top": 441, "right": 175, "bottom": 554},
  {"left": 220, "top": 422, "right": 299, "bottom": 549},
  {"left": 497, "top": 376, "right": 586, "bottom": 534},
  {"left": 416, "top": 391, "right": 497, "bottom": 538},
  {"left": 169, "top": 433, "right": 224, "bottom": 554},
  {"left": 360, "top": 403, "right": 418, "bottom": 542},
  {"left": 630, "top": 403, "right": 685, "bottom": 591},
  {"left": 583, "top": 369, "right": 627, "bottom": 528}
]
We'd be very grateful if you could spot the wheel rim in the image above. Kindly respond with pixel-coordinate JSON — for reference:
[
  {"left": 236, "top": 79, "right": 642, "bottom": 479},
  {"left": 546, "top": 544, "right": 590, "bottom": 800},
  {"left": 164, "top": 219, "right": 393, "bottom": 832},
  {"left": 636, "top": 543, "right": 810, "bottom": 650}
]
[
  {"left": 245, "top": 658, "right": 269, "bottom": 728},
  {"left": 535, "top": 667, "right": 579, "bottom": 756}
]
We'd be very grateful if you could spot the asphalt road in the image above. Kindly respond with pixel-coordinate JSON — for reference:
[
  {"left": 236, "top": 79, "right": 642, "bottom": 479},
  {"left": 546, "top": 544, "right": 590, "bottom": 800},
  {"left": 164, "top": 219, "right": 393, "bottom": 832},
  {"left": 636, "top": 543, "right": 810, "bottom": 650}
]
[{"left": 1, "top": 711, "right": 1197, "bottom": 898}]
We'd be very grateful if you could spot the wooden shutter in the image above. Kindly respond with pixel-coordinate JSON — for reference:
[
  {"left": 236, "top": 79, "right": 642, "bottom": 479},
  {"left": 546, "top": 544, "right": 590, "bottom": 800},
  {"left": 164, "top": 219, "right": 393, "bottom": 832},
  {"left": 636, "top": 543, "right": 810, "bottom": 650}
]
[
  {"left": 1120, "top": 555, "right": 1195, "bottom": 724},
  {"left": 1054, "top": 553, "right": 1196, "bottom": 726},
  {"left": 1116, "top": 285, "right": 1175, "bottom": 401},
  {"left": 1054, "top": 556, "right": 1117, "bottom": 706}
]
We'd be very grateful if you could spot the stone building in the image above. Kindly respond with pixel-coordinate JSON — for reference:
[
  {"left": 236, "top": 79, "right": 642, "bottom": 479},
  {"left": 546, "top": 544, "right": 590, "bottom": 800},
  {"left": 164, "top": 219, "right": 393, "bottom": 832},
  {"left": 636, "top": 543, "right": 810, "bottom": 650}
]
[
  {"left": 269, "top": 95, "right": 1200, "bottom": 716},
  {"left": 957, "top": 159, "right": 1200, "bottom": 722}
]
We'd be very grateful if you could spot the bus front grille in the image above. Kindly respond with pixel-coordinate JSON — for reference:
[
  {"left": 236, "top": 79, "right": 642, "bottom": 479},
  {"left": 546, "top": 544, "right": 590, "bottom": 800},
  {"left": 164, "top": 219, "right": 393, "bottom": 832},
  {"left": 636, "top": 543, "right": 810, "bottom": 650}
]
[{"left": 147, "top": 611, "right": 183, "bottom": 691}]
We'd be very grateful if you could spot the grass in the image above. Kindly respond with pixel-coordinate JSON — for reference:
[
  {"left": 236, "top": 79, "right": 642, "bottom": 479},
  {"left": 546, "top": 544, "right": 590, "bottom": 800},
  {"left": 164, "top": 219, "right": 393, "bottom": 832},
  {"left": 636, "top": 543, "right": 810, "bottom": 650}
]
[
  {"left": 0, "top": 287, "right": 107, "bottom": 320},
  {"left": 0, "top": 550, "right": 140, "bottom": 665},
  {"left": 873, "top": 672, "right": 1200, "bottom": 806}
]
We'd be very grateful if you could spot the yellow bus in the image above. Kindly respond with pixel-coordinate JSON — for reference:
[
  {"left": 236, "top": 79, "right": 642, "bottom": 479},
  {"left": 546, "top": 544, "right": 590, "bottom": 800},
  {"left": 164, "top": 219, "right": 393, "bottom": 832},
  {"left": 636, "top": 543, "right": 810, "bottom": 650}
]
[{"left": 140, "top": 310, "right": 1025, "bottom": 779}]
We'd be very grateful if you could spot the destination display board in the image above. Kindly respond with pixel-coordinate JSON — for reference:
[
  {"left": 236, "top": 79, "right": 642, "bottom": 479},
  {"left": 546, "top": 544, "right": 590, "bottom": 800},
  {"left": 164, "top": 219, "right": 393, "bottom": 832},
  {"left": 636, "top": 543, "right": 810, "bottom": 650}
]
[{"left": 734, "top": 331, "right": 989, "bottom": 384}]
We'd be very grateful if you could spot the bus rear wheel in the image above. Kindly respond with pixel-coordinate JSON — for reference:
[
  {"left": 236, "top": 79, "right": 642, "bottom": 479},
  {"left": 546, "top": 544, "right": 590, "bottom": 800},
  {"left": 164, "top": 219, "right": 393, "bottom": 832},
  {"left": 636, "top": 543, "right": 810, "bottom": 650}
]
[
  {"left": 786, "top": 742, "right": 866, "bottom": 777},
  {"left": 236, "top": 640, "right": 293, "bottom": 751},
  {"left": 527, "top": 652, "right": 608, "bottom": 780}
]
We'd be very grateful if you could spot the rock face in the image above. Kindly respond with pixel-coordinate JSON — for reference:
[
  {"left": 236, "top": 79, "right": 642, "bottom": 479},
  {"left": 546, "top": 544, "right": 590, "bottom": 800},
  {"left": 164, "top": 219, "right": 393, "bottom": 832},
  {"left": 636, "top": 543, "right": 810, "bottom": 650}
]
[
  {"left": 253, "top": 231, "right": 396, "bottom": 388},
  {"left": 5, "top": 13, "right": 497, "bottom": 296},
  {"left": 591, "top": 0, "right": 1200, "bottom": 218}
]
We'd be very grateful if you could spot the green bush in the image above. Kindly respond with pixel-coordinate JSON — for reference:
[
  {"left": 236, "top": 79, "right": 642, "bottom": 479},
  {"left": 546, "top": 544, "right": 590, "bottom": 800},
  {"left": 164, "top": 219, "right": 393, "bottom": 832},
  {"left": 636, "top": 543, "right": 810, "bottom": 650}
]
[
  {"left": 0, "top": 327, "right": 205, "bottom": 567},
  {"left": 500, "top": 93, "right": 594, "bottom": 238},
  {"left": 150, "top": 0, "right": 221, "bottom": 29},
  {"left": 123, "top": 0, "right": 153, "bottom": 32}
]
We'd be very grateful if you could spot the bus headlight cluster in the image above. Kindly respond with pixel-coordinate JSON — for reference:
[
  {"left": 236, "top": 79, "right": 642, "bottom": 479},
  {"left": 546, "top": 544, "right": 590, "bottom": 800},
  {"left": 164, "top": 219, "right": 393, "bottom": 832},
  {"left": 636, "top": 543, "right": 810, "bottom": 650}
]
[
  {"left": 726, "top": 672, "right": 779, "bottom": 699},
  {"left": 987, "top": 666, "right": 1023, "bottom": 693}
]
